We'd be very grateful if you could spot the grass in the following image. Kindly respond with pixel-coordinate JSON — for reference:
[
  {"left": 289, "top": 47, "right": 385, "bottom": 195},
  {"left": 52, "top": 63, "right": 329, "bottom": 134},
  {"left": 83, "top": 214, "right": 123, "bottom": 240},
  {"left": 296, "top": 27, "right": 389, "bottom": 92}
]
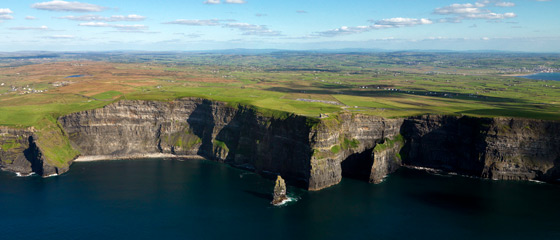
[
  {"left": 0, "top": 93, "right": 107, "bottom": 127},
  {"left": 331, "top": 145, "right": 341, "bottom": 154},
  {"left": 374, "top": 135, "right": 404, "bottom": 153},
  {"left": 34, "top": 115, "right": 80, "bottom": 168},
  {"left": 1, "top": 140, "right": 21, "bottom": 151},
  {"left": 213, "top": 140, "right": 229, "bottom": 153},
  {"left": 341, "top": 138, "right": 360, "bottom": 150},
  {"left": 92, "top": 91, "right": 123, "bottom": 100}
]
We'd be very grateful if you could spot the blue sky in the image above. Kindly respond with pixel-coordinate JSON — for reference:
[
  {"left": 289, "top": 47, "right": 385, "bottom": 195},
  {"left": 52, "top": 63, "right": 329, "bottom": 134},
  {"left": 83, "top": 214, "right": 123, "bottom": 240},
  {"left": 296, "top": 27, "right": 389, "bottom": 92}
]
[{"left": 0, "top": 0, "right": 558, "bottom": 52}]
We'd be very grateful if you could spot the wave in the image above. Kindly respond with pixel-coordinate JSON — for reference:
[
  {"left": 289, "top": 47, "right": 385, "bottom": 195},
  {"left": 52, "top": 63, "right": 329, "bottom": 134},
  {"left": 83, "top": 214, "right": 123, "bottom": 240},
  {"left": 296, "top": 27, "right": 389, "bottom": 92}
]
[{"left": 273, "top": 194, "right": 299, "bottom": 207}]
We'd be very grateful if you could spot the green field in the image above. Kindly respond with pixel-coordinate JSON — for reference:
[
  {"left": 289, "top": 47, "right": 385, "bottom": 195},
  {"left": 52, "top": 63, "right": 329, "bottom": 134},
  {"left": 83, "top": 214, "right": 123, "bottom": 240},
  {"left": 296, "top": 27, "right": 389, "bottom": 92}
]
[{"left": 0, "top": 51, "right": 559, "bottom": 129}]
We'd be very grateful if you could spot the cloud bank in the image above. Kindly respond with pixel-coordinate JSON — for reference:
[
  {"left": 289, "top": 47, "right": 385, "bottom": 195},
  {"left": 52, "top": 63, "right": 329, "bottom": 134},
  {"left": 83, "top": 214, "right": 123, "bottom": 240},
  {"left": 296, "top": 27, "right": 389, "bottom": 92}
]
[{"left": 31, "top": 1, "right": 107, "bottom": 12}]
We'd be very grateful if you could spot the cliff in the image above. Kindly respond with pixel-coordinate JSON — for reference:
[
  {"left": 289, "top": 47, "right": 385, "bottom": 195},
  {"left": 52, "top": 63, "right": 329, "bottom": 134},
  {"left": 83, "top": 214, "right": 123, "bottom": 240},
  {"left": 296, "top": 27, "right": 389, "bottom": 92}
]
[
  {"left": 58, "top": 98, "right": 314, "bottom": 187},
  {"left": 1, "top": 98, "right": 559, "bottom": 189},
  {"left": 401, "top": 115, "right": 560, "bottom": 182},
  {"left": 0, "top": 126, "right": 69, "bottom": 176},
  {"left": 308, "top": 114, "right": 403, "bottom": 190}
]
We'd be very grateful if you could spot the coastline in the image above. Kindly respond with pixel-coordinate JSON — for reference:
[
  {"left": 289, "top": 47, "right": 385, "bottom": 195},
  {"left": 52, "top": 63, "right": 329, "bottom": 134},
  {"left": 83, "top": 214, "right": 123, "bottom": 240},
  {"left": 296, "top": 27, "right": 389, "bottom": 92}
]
[
  {"left": 74, "top": 153, "right": 206, "bottom": 162},
  {"left": 502, "top": 73, "right": 536, "bottom": 77}
]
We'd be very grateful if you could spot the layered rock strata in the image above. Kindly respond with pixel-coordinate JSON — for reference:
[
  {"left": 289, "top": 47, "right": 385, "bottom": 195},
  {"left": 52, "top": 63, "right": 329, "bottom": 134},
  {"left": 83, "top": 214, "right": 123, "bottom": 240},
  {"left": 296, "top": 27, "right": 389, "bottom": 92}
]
[
  {"left": 58, "top": 98, "right": 314, "bottom": 187},
  {"left": 1, "top": 98, "right": 559, "bottom": 190}
]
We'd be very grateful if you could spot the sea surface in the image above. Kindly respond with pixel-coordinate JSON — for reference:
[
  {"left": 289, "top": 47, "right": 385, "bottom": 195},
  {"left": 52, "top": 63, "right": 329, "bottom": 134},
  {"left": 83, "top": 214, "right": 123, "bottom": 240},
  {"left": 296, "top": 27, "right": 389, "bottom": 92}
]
[
  {"left": 518, "top": 72, "right": 560, "bottom": 81},
  {"left": 1, "top": 158, "right": 559, "bottom": 240}
]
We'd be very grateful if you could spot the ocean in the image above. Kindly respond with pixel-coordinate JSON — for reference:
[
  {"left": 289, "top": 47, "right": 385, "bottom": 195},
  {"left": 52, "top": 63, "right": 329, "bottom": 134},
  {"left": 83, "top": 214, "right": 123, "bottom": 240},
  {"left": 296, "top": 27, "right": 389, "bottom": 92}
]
[
  {"left": 0, "top": 158, "right": 559, "bottom": 240},
  {"left": 518, "top": 72, "right": 560, "bottom": 81}
]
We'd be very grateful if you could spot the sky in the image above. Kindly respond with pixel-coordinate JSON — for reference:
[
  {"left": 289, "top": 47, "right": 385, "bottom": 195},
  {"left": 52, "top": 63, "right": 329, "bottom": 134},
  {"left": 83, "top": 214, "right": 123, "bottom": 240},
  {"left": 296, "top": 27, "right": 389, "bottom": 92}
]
[{"left": 0, "top": 0, "right": 558, "bottom": 52}]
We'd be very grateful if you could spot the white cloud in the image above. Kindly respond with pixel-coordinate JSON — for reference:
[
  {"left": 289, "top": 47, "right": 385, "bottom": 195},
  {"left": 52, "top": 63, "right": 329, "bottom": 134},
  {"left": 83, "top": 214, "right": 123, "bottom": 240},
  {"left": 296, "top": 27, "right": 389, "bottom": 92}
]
[
  {"left": 26, "top": 16, "right": 38, "bottom": 20},
  {"left": 0, "top": 8, "right": 13, "bottom": 14},
  {"left": 164, "top": 19, "right": 221, "bottom": 26},
  {"left": 113, "top": 24, "right": 148, "bottom": 31},
  {"left": 58, "top": 14, "right": 146, "bottom": 22},
  {"left": 434, "top": 3, "right": 484, "bottom": 15},
  {"left": 225, "top": 0, "right": 246, "bottom": 3},
  {"left": 79, "top": 21, "right": 148, "bottom": 32},
  {"left": 10, "top": 26, "right": 50, "bottom": 30},
  {"left": 495, "top": 2, "right": 515, "bottom": 7},
  {"left": 204, "top": 0, "right": 220, "bottom": 4},
  {"left": 466, "top": 12, "right": 516, "bottom": 20},
  {"left": 175, "top": 33, "right": 203, "bottom": 38},
  {"left": 317, "top": 26, "right": 371, "bottom": 37},
  {"left": 31, "top": 1, "right": 107, "bottom": 12},
  {"left": 0, "top": 14, "right": 14, "bottom": 20},
  {"left": 164, "top": 18, "right": 278, "bottom": 36},
  {"left": 373, "top": 18, "right": 433, "bottom": 27},
  {"left": 0, "top": 8, "right": 13, "bottom": 20},
  {"left": 317, "top": 17, "right": 432, "bottom": 37},
  {"left": 224, "top": 23, "right": 281, "bottom": 36},
  {"left": 79, "top": 21, "right": 110, "bottom": 27},
  {"left": 433, "top": 1, "right": 517, "bottom": 22},
  {"left": 204, "top": 0, "right": 246, "bottom": 4},
  {"left": 46, "top": 35, "right": 75, "bottom": 39}
]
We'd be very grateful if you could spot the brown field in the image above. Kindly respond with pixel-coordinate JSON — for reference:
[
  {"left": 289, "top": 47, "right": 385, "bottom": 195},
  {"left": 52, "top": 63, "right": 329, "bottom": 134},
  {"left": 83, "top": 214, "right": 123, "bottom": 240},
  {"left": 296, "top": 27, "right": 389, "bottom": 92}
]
[{"left": 0, "top": 61, "right": 231, "bottom": 97}]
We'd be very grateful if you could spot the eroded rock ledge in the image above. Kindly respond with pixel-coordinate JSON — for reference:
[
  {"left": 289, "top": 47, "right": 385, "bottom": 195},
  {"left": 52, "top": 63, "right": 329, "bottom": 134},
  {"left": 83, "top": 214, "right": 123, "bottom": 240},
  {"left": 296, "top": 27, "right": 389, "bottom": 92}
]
[{"left": 1, "top": 98, "right": 559, "bottom": 190}]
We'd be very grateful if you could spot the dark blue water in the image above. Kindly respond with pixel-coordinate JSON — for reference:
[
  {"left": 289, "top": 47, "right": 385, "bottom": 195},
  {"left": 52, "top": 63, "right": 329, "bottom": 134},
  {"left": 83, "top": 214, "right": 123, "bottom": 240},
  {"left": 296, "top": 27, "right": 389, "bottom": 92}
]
[
  {"left": 1, "top": 159, "right": 559, "bottom": 240},
  {"left": 65, "top": 75, "right": 86, "bottom": 78},
  {"left": 519, "top": 72, "right": 560, "bottom": 81}
]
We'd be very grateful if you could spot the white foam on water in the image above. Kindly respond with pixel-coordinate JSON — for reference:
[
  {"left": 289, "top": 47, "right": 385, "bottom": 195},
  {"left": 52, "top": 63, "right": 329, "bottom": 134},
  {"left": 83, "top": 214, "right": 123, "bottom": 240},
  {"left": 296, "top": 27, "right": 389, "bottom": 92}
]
[
  {"left": 273, "top": 195, "right": 299, "bottom": 207},
  {"left": 15, "top": 172, "right": 35, "bottom": 177}
]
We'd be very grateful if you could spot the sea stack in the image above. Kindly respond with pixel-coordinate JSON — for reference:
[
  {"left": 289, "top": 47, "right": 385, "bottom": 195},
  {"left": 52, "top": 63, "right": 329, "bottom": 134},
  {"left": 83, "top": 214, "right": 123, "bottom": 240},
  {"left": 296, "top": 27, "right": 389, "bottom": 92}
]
[{"left": 271, "top": 175, "right": 288, "bottom": 205}]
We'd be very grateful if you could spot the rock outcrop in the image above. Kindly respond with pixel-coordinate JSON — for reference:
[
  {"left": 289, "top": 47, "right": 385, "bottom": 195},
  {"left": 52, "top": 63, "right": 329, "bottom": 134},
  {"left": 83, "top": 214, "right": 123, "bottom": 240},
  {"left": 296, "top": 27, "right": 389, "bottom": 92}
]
[
  {"left": 0, "top": 127, "right": 35, "bottom": 175},
  {"left": 1, "top": 98, "right": 559, "bottom": 190},
  {"left": 272, "top": 175, "right": 288, "bottom": 205},
  {"left": 308, "top": 113, "right": 403, "bottom": 190},
  {"left": 0, "top": 127, "right": 64, "bottom": 176}
]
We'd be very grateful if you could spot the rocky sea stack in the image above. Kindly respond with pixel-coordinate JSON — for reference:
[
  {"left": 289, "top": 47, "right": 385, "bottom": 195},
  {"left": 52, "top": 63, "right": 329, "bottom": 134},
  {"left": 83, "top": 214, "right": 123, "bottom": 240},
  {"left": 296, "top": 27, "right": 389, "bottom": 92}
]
[{"left": 272, "top": 175, "right": 288, "bottom": 205}]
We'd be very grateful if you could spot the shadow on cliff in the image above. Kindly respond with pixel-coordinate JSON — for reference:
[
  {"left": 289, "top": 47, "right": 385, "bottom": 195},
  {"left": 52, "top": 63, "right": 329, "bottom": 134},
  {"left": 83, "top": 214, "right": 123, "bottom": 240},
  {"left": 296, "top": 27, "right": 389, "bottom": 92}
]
[
  {"left": 399, "top": 116, "right": 492, "bottom": 177},
  {"left": 544, "top": 157, "right": 560, "bottom": 184},
  {"left": 23, "top": 136, "right": 43, "bottom": 176},
  {"left": 187, "top": 99, "right": 216, "bottom": 158},
  {"left": 214, "top": 106, "right": 312, "bottom": 189},
  {"left": 341, "top": 149, "right": 374, "bottom": 181},
  {"left": 214, "top": 106, "right": 259, "bottom": 164}
]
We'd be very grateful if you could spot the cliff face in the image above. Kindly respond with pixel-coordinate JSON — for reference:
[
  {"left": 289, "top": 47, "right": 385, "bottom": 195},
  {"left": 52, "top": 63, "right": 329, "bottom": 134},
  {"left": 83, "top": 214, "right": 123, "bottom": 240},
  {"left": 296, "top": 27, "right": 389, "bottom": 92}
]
[
  {"left": 58, "top": 98, "right": 313, "bottom": 187},
  {"left": 0, "top": 127, "right": 63, "bottom": 176},
  {"left": 0, "top": 127, "right": 35, "bottom": 175},
  {"left": 1, "top": 98, "right": 559, "bottom": 189},
  {"left": 58, "top": 100, "right": 408, "bottom": 190},
  {"left": 401, "top": 115, "right": 560, "bottom": 182}
]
